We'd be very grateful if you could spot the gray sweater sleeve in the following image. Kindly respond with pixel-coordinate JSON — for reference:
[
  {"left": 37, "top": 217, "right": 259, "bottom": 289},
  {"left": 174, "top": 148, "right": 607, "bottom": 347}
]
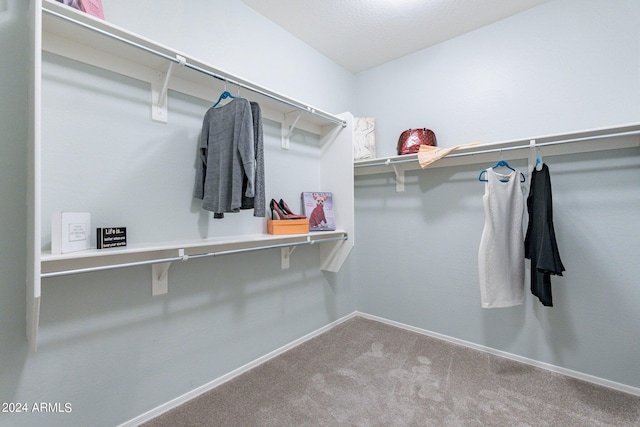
[{"left": 193, "top": 110, "right": 210, "bottom": 200}]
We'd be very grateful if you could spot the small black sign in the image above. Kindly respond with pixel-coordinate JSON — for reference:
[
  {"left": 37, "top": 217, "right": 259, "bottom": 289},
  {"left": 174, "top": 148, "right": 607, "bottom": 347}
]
[{"left": 97, "top": 227, "right": 127, "bottom": 249}]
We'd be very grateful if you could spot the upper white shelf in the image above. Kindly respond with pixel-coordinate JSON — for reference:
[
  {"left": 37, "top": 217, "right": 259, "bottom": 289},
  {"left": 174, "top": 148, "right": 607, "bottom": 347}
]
[
  {"left": 41, "top": 0, "right": 345, "bottom": 132},
  {"left": 354, "top": 123, "right": 640, "bottom": 177}
]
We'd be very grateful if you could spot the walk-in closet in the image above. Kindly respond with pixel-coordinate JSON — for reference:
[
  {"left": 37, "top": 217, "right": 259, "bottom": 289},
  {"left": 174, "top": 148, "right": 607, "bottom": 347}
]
[{"left": 1, "top": 0, "right": 638, "bottom": 426}]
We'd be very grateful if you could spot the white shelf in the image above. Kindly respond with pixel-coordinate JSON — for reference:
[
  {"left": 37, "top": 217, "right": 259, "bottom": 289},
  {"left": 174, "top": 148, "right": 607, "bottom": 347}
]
[
  {"left": 354, "top": 123, "right": 640, "bottom": 191},
  {"left": 27, "top": 0, "right": 355, "bottom": 351},
  {"left": 41, "top": 0, "right": 345, "bottom": 132},
  {"left": 41, "top": 231, "right": 348, "bottom": 278}
]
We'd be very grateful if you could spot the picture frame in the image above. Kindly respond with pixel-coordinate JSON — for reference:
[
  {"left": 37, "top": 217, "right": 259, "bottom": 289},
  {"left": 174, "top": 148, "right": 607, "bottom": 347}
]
[
  {"left": 56, "top": 0, "right": 104, "bottom": 19},
  {"left": 353, "top": 117, "right": 375, "bottom": 161},
  {"left": 302, "top": 192, "right": 336, "bottom": 231}
]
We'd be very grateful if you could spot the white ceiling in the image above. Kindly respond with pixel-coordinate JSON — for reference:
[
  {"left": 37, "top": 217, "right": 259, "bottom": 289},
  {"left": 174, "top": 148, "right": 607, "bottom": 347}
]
[{"left": 240, "top": 0, "right": 550, "bottom": 73}]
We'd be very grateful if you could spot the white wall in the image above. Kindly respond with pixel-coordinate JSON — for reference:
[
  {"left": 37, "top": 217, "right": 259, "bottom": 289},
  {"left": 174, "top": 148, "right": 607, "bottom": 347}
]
[
  {"left": 1, "top": 1, "right": 355, "bottom": 426},
  {"left": 102, "top": 0, "right": 354, "bottom": 115},
  {"left": 356, "top": 0, "right": 640, "bottom": 155},
  {"left": 351, "top": 0, "right": 640, "bottom": 390}
]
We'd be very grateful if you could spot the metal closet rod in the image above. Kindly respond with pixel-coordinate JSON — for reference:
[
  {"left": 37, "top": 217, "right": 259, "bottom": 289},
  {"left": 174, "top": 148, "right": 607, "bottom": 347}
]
[
  {"left": 43, "top": 7, "right": 347, "bottom": 128},
  {"left": 355, "top": 129, "right": 640, "bottom": 168},
  {"left": 40, "top": 234, "right": 348, "bottom": 279}
]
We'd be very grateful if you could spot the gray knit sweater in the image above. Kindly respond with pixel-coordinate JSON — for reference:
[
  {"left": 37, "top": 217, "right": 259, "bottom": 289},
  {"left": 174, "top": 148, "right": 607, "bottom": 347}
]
[{"left": 194, "top": 98, "right": 255, "bottom": 214}]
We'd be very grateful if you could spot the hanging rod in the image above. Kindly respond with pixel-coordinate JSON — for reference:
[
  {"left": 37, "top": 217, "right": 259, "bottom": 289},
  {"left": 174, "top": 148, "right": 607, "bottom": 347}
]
[
  {"left": 354, "top": 128, "right": 640, "bottom": 169},
  {"left": 42, "top": 7, "right": 347, "bottom": 128},
  {"left": 40, "top": 234, "right": 348, "bottom": 278}
]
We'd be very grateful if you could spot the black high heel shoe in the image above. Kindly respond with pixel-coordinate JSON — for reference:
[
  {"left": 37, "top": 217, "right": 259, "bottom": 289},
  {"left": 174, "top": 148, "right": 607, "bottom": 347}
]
[
  {"left": 278, "top": 199, "right": 306, "bottom": 219},
  {"left": 270, "top": 199, "right": 305, "bottom": 220}
]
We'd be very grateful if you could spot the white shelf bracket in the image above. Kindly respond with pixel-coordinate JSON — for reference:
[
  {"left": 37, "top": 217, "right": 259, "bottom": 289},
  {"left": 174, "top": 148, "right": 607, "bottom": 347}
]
[
  {"left": 152, "top": 262, "right": 171, "bottom": 296},
  {"left": 281, "top": 112, "right": 302, "bottom": 150},
  {"left": 387, "top": 159, "right": 405, "bottom": 192},
  {"left": 151, "top": 249, "right": 187, "bottom": 295},
  {"left": 281, "top": 246, "right": 297, "bottom": 270},
  {"left": 151, "top": 55, "right": 186, "bottom": 123},
  {"left": 528, "top": 139, "right": 537, "bottom": 177}
]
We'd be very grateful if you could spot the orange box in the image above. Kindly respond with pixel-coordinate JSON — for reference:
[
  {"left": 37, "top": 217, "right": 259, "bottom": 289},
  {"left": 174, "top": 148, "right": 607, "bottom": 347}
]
[{"left": 267, "top": 219, "right": 309, "bottom": 235}]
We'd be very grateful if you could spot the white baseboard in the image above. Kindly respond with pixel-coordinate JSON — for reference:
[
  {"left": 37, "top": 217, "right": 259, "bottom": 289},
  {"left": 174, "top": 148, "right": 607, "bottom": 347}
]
[
  {"left": 120, "top": 310, "right": 639, "bottom": 426},
  {"left": 354, "top": 311, "right": 640, "bottom": 398},
  {"left": 118, "top": 312, "right": 358, "bottom": 427}
]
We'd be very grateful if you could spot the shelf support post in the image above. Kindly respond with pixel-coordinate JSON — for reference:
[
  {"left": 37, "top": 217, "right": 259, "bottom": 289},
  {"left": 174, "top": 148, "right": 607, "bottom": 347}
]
[
  {"left": 151, "top": 55, "right": 186, "bottom": 123},
  {"left": 152, "top": 262, "right": 171, "bottom": 295},
  {"left": 151, "top": 248, "right": 188, "bottom": 295},
  {"left": 281, "top": 246, "right": 297, "bottom": 269},
  {"left": 528, "top": 139, "right": 538, "bottom": 180},
  {"left": 386, "top": 159, "right": 405, "bottom": 192},
  {"left": 281, "top": 112, "right": 302, "bottom": 149}
]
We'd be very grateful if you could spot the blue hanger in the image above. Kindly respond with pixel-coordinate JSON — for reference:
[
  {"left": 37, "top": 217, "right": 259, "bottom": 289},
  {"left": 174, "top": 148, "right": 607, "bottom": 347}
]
[
  {"left": 212, "top": 90, "right": 235, "bottom": 108},
  {"left": 535, "top": 155, "right": 544, "bottom": 170},
  {"left": 479, "top": 159, "right": 525, "bottom": 182}
]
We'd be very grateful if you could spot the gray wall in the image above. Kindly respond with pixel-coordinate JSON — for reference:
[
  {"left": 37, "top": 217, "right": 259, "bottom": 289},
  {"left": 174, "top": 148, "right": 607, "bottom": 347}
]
[
  {"left": 1, "top": 0, "right": 638, "bottom": 426},
  {"left": 351, "top": 0, "right": 640, "bottom": 389}
]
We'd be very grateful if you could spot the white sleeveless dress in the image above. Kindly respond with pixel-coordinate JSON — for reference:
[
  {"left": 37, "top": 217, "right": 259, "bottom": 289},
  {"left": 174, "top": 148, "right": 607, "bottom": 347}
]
[{"left": 478, "top": 168, "right": 525, "bottom": 308}]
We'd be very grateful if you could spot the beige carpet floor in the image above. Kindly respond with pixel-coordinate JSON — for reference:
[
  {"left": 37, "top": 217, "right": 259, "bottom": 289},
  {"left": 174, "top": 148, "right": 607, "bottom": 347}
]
[{"left": 143, "top": 316, "right": 640, "bottom": 426}]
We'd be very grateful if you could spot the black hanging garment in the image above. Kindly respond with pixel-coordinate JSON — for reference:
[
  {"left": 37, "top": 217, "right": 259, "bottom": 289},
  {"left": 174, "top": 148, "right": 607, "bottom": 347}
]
[
  {"left": 240, "top": 102, "right": 265, "bottom": 217},
  {"left": 524, "top": 163, "right": 565, "bottom": 306}
]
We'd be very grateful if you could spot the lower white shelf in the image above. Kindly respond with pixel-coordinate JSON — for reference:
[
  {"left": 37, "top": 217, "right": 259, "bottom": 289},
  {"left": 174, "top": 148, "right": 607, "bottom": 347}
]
[
  {"left": 41, "top": 231, "right": 349, "bottom": 279},
  {"left": 27, "top": 231, "right": 348, "bottom": 352}
]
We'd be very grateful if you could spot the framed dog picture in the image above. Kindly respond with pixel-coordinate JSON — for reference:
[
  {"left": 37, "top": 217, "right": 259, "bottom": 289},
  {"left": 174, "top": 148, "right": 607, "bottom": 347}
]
[{"left": 302, "top": 192, "right": 336, "bottom": 231}]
